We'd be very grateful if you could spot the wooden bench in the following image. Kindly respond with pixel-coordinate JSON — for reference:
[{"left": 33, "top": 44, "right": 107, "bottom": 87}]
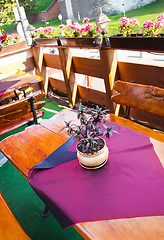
[
  {"left": 0, "top": 69, "right": 43, "bottom": 105},
  {"left": 0, "top": 92, "right": 45, "bottom": 136},
  {"left": 0, "top": 192, "right": 31, "bottom": 239},
  {"left": 112, "top": 81, "right": 164, "bottom": 129}
]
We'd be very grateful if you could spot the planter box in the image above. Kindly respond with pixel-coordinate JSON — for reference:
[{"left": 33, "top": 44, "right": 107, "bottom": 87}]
[
  {"left": 34, "top": 38, "right": 59, "bottom": 47},
  {"left": 59, "top": 35, "right": 102, "bottom": 48},
  {"left": 0, "top": 41, "right": 27, "bottom": 55},
  {"left": 35, "top": 35, "right": 102, "bottom": 48},
  {"left": 109, "top": 34, "right": 164, "bottom": 52}
]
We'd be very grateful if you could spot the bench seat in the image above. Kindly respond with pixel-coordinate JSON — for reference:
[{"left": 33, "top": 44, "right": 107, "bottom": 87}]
[{"left": 0, "top": 192, "right": 30, "bottom": 240}]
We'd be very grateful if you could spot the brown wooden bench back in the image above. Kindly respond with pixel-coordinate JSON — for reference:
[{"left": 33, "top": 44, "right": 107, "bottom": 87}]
[
  {"left": 0, "top": 92, "right": 45, "bottom": 136},
  {"left": 112, "top": 81, "right": 164, "bottom": 117}
]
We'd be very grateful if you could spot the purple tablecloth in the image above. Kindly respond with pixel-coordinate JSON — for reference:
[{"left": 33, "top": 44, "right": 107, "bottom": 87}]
[{"left": 28, "top": 121, "right": 164, "bottom": 229}]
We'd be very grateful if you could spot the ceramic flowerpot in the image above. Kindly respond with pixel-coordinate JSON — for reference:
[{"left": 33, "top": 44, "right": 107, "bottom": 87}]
[
  {"left": 77, "top": 138, "right": 109, "bottom": 169},
  {"left": 59, "top": 35, "right": 102, "bottom": 48},
  {"left": 109, "top": 34, "right": 164, "bottom": 52}
]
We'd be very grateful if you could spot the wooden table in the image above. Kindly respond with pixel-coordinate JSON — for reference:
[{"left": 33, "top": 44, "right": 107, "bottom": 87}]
[
  {"left": 0, "top": 108, "right": 164, "bottom": 240},
  {"left": 0, "top": 70, "right": 43, "bottom": 103}
]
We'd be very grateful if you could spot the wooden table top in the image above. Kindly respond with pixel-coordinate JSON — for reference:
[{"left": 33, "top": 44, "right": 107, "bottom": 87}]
[
  {"left": 0, "top": 108, "right": 164, "bottom": 240},
  {"left": 0, "top": 71, "right": 43, "bottom": 100}
]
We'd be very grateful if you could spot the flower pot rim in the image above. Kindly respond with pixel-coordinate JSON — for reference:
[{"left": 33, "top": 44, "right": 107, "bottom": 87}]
[
  {"left": 35, "top": 37, "right": 59, "bottom": 39},
  {"left": 77, "top": 137, "right": 106, "bottom": 157},
  {"left": 109, "top": 33, "right": 164, "bottom": 39},
  {"left": 35, "top": 35, "right": 100, "bottom": 40}
]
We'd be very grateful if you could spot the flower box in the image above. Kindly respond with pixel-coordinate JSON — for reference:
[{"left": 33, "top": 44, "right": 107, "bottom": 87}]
[
  {"left": 34, "top": 38, "right": 59, "bottom": 47},
  {"left": 0, "top": 41, "right": 27, "bottom": 55},
  {"left": 109, "top": 34, "right": 164, "bottom": 52},
  {"left": 35, "top": 36, "right": 102, "bottom": 48},
  {"left": 59, "top": 35, "right": 102, "bottom": 48}
]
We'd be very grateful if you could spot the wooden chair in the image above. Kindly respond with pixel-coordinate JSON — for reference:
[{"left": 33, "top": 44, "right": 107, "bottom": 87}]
[
  {"left": 0, "top": 192, "right": 31, "bottom": 239},
  {"left": 112, "top": 80, "right": 164, "bottom": 128},
  {"left": 0, "top": 92, "right": 45, "bottom": 136}
]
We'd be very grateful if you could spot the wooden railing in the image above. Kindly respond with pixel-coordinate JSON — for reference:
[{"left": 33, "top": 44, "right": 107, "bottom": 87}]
[
  {"left": 32, "top": 46, "right": 118, "bottom": 112},
  {"left": 0, "top": 43, "right": 164, "bottom": 130}
]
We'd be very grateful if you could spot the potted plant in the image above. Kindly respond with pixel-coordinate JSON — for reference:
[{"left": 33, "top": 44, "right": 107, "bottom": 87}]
[
  {"left": 58, "top": 17, "right": 101, "bottom": 47},
  {"left": 61, "top": 104, "right": 118, "bottom": 169},
  {"left": 34, "top": 26, "right": 60, "bottom": 46},
  {"left": 0, "top": 31, "right": 26, "bottom": 55},
  {"left": 34, "top": 17, "right": 102, "bottom": 47},
  {"left": 109, "top": 14, "right": 164, "bottom": 52}
]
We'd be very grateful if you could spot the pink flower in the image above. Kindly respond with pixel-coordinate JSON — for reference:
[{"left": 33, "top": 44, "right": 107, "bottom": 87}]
[
  {"left": 82, "top": 17, "right": 90, "bottom": 23},
  {"left": 34, "top": 27, "right": 44, "bottom": 33},
  {"left": 157, "top": 14, "right": 164, "bottom": 21},
  {"left": 143, "top": 20, "right": 155, "bottom": 29},
  {"left": 69, "top": 22, "right": 80, "bottom": 30},
  {"left": 84, "top": 25, "right": 90, "bottom": 31},
  {"left": 87, "top": 23, "right": 94, "bottom": 28},
  {"left": 158, "top": 19, "right": 164, "bottom": 27},
  {"left": 73, "top": 22, "right": 80, "bottom": 27},
  {"left": 44, "top": 26, "right": 55, "bottom": 34},
  {"left": 80, "top": 27, "right": 85, "bottom": 32},
  {"left": 119, "top": 17, "right": 130, "bottom": 25},
  {"left": 130, "top": 17, "right": 140, "bottom": 26},
  {"left": 58, "top": 24, "right": 65, "bottom": 29}
]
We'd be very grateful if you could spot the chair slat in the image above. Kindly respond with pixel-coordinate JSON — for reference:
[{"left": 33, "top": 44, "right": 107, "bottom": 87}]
[{"left": 0, "top": 93, "right": 45, "bottom": 135}]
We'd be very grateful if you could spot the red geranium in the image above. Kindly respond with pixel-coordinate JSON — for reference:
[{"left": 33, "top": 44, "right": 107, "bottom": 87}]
[{"left": 0, "top": 34, "right": 7, "bottom": 40}]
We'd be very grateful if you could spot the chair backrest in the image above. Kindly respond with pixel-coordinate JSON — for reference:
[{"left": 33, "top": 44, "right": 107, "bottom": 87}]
[
  {"left": 112, "top": 80, "right": 164, "bottom": 117},
  {"left": 0, "top": 92, "right": 45, "bottom": 136}
]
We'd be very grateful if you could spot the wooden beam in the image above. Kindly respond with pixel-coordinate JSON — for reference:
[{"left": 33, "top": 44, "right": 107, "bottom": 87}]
[
  {"left": 32, "top": 46, "right": 49, "bottom": 95},
  {"left": 99, "top": 49, "right": 118, "bottom": 112},
  {"left": 58, "top": 47, "right": 78, "bottom": 108}
]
